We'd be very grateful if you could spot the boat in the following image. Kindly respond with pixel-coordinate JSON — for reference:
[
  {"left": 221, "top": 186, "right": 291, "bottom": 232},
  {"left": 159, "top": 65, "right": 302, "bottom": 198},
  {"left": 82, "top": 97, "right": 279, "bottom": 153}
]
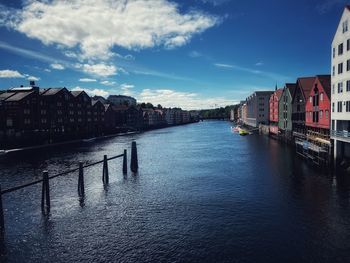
[
  {"left": 239, "top": 128, "right": 249, "bottom": 136},
  {"left": 231, "top": 126, "right": 240, "bottom": 133}
]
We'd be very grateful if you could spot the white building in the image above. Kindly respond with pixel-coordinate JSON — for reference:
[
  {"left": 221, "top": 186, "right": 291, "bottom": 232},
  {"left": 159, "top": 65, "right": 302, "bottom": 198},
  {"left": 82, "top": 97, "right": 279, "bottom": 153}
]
[{"left": 331, "top": 6, "right": 350, "bottom": 163}]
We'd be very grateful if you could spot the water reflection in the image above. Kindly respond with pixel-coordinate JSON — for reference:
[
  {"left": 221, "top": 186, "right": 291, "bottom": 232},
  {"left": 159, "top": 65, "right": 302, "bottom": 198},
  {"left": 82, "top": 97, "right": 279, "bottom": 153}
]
[{"left": 0, "top": 121, "right": 350, "bottom": 262}]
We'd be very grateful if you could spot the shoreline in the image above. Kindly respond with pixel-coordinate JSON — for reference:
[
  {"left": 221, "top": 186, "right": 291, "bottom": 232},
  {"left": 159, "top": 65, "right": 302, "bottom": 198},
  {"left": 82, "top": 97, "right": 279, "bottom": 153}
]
[{"left": 0, "top": 121, "right": 198, "bottom": 157}]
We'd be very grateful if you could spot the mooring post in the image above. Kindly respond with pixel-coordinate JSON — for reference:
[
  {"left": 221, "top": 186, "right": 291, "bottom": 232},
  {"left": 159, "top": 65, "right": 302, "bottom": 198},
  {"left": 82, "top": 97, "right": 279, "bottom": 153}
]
[
  {"left": 78, "top": 162, "right": 85, "bottom": 197},
  {"left": 130, "top": 141, "right": 138, "bottom": 173},
  {"left": 41, "top": 171, "right": 50, "bottom": 214},
  {"left": 123, "top": 149, "right": 127, "bottom": 175},
  {"left": 102, "top": 155, "right": 109, "bottom": 185},
  {"left": 0, "top": 185, "right": 4, "bottom": 241}
]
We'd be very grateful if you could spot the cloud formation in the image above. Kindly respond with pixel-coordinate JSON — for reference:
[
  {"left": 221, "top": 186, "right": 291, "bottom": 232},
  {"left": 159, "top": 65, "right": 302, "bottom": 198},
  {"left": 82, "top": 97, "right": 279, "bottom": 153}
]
[
  {"left": 5, "top": 0, "right": 219, "bottom": 60},
  {"left": 50, "top": 63, "right": 65, "bottom": 70},
  {"left": 79, "top": 63, "right": 117, "bottom": 77},
  {"left": 0, "top": 69, "right": 24, "bottom": 78},
  {"left": 79, "top": 78, "right": 97, "bottom": 82},
  {"left": 72, "top": 86, "right": 109, "bottom": 98},
  {"left": 138, "top": 88, "right": 236, "bottom": 110}
]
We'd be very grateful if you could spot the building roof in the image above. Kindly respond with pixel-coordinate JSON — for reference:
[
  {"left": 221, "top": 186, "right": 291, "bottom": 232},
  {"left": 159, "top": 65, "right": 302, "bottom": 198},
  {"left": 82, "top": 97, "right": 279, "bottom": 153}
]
[
  {"left": 40, "top": 88, "right": 65, "bottom": 96},
  {"left": 0, "top": 92, "right": 16, "bottom": 100},
  {"left": 275, "top": 88, "right": 283, "bottom": 100},
  {"left": 316, "top": 75, "right": 331, "bottom": 99},
  {"left": 5, "top": 91, "right": 34, "bottom": 102},
  {"left": 285, "top": 83, "right": 297, "bottom": 97},
  {"left": 70, "top": 90, "right": 84, "bottom": 97},
  {"left": 296, "top": 77, "right": 316, "bottom": 99}
]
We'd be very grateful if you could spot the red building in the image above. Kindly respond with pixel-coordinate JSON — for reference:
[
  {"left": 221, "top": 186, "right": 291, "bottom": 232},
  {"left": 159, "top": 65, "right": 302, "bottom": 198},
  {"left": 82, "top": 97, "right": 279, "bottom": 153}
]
[
  {"left": 269, "top": 88, "right": 283, "bottom": 135},
  {"left": 305, "top": 75, "right": 331, "bottom": 138}
]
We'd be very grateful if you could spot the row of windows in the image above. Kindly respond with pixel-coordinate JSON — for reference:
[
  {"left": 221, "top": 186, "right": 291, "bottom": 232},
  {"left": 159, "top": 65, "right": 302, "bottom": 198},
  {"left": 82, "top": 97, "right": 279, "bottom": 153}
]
[
  {"left": 332, "top": 101, "right": 350, "bottom": 112},
  {"left": 332, "top": 60, "right": 350, "bottom": 76},
  {"left": 332, "top": 81, "right": 350, "bottom": 94},
  {"left": 332, "top": 21, "right": 349, "bottom": 58},
  {"left": 307, "top": 110, "right": 329, "bottom": 121}
]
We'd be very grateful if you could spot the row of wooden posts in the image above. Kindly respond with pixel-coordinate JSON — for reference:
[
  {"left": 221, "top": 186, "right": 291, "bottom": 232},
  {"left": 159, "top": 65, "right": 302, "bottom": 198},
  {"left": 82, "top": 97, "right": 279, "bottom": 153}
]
[{"left": 0, "top": 141, "right": 139, "bottom": 242}]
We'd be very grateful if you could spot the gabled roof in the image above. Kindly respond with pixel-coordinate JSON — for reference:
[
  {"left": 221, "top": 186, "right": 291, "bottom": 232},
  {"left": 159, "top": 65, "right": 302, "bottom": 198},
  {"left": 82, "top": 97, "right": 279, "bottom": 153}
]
[
  {"left": 296, "top": 77, "right": 316, "bottom": 100},
  {"left": 70, "top": 90, "right": 84, "bottom": 97},
  {"left": 5, "top": 91, "right": 34, "bottom": 102},
  {"left": 285, "top": 83, "right": 297, "bottom": 97},
  {"left": 92, "top": 99, "right": 104, "bottom": 107},
  {"left": 274, "top": 88, "right": 283, "bottom": 100},
  {"left": 316, "top": 74, "right": 331, "bottom": 99},
  {"left": 40, "top": 88, "right": 65, "bottom": 96},
  {"left": 0, "top": 92, "right": 16, "bottom": 100}
]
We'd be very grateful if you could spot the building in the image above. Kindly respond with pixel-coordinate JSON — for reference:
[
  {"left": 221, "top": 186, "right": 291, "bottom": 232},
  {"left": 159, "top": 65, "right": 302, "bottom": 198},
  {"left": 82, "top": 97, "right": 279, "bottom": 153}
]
[
  {"left": 269, "top": 88, "right": 283, "bottom": 135},
  {"left": 278, "top": 83, "right": 296, "bottom": 141},
  {"left": 331, "top": 5, "right": 350, "bottom": 164},
  {"left": 71, "top": 90, "right": 92, "bottom": 137},
  {"left": 302, "top": 75, "right": 332, "bottom": 163},
  {"left": 245, "top": 91, "right": 273, "bottom": 127},
  {"left": 107, "top": 95, "right": 136, "bottom": 106},
  {"left": 164, "top": 108, "right": 175, "bottom": 125},
  {"left": 292, "top": 77, "right": 316, "bottom": 140},
  {"left": 182, "top": 111, "right": 190, "bottom": 123}
]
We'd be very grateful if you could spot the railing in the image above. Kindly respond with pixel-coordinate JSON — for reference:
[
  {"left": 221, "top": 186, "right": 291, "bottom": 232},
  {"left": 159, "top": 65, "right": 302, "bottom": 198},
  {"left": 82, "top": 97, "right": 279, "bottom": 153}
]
[
  {"left": 331, "top": 130, "right": 350, "bottom": 139},
  {"left": 0, "top": 141, "right": 139, "bottom": 243}
]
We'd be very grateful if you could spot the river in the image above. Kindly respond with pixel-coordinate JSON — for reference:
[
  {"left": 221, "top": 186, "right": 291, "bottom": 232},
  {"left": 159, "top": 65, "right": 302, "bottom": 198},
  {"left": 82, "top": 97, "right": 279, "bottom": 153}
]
[{"left": 0, "top": 120, "right": 350, "bottom": 262}]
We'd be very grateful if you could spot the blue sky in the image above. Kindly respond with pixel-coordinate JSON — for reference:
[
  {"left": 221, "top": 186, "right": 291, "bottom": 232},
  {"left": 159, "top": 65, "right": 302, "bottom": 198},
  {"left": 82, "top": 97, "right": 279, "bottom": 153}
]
[{"left": 0, "top": 0, "right": 347, "bottom": 109}]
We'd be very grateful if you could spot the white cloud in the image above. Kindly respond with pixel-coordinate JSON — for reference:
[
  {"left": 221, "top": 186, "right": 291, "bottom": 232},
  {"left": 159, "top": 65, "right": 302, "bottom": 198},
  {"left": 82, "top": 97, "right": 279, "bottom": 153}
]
[
  {"left": 214, "top": 63, "right": 234, "bottom": 69},
  {"left": 255, "top": 61, "right": 264, "bottom": 66},
  {"left": 27, "top": 75, "right": 40, "bottom": 81},
  {"left": 6, "top": 0, "right": 219, "bottom": 60},
  {"left": 44, "top": 68, "right": 51, "bottom": 72},
  {"left": 50, "top": 63, "right": 65, "bottom": 70},
  {"left": 189, "top": 50, "right": 202, "bottom": 58},
  {"left": 120, "top": 83, "right": 135, "bottom": 96},
  {"left": 124, "top": 54, "right": 135, "bottom": 61},
  {"left": 79, "top": 78, "right": 97, "bottom": 82},
  {"left": 138, "top": 88, "right": 235, "bottom": 110},
  {"left": 72, "top": 86, "right": 109, "bottom": 98},
  {"left": 0, "top": 69, "right": 24, "bottom": 78},
  {"left": 80, "top": 63, "right": 117, "bottom": 77},
  {"left": 101, "top": 80, "right": 116, "bottom": 86},
  {"left": 214, "top": 62, "right": 289, "bottom": 81}
]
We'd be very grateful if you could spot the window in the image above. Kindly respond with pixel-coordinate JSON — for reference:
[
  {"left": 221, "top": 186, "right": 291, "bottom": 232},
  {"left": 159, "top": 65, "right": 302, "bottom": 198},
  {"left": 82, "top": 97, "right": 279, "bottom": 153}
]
[
  {"left": 326, "top": 110, "right": 329, "bottom": 119},
  {"left": 24, "top": 119, "right": 31, "bottom": 125},
  {"left": 41, "top": 119, "right": 47, "bottom": 124},
  {"left": 309, "top": 96, "right": 312, "bottom": 103},
  {"left": 346, "top": 101, "right": 350, "bottom": 112},
  {"left": 339, "top": 43, "right": 344, "bottom": 55},
  {"left": 320, "top": 93, "right": 324, "bottom": 101},
  {"left": 333, "top": 66, "right": 335, "bottom": 76},
  {"left": 24, "top": 109, "right": 30, "bottom": 114},
  {"left": 347, "top": 59, "right": 350, "bottom": 71},
  {"left": 320, "top": 110, "right": 323, "bottom": 119},
  {"left": 347, "top": 81, "right": 350, "bottom": 92},
  {"left": 343, "top": 20, "right": 348, "bottom": 33},
  {"left": 57, "top": 102, "right": 62, "bottom": 106},
  {"left": 338, "top": 82, "right": 343, "bottom": 93},
  {"left": 41, "top": 109, "right": 46, "bottom": 114},
  {"left": 348, "top": 39, "right": 350, "bottom": 50},
  {"left": 6, "top": 118, "right": 13, "bottom": 127},
  {"left": 338, "top": 101, "right": 343, "bottom": 112},
  {"left": 332, "top": 103, "right": 335, "bottom": 112},
  {"left": 333, "top": 47, "right": 336, "bottom": 58},
  {"left": 332, "top": 84, "right": 335, "bottom": 94},
  {"left": 338, "top": 63, "right": 343, "bottom": 74}
]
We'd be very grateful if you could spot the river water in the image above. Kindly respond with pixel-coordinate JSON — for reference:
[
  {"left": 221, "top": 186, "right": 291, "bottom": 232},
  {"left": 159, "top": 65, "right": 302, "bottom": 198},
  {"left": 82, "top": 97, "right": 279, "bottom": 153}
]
[{"left": 0, "top": 120, "right": 350, "bottom": 262}]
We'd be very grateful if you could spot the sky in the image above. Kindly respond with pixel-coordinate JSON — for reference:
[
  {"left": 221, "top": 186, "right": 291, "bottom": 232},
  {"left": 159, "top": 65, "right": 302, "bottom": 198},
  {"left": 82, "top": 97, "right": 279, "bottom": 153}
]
[{"left": 0, "top": 0, "right": 347, "bottom": 109}]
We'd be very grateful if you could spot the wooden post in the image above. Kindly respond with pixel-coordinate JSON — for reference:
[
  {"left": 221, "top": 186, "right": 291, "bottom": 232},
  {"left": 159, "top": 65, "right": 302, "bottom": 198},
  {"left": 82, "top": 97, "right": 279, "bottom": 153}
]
[
  {"left": 130, "top": 141, "right": 138, "bottom": 173},
  {"left": 102, "top": 155, "right": 109, "bottom": 185},
  {"left": 0, "top": 185, "right": 4, "bottom": 241},
  {"left": 78, "top": 162, "right": 85, "bottom": 197},
  {"left": 41, "top": 171, "right": 50, "bottom": 214},
  {"left": 123, "top": 149, "right": 127, "bottom": 175}
]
